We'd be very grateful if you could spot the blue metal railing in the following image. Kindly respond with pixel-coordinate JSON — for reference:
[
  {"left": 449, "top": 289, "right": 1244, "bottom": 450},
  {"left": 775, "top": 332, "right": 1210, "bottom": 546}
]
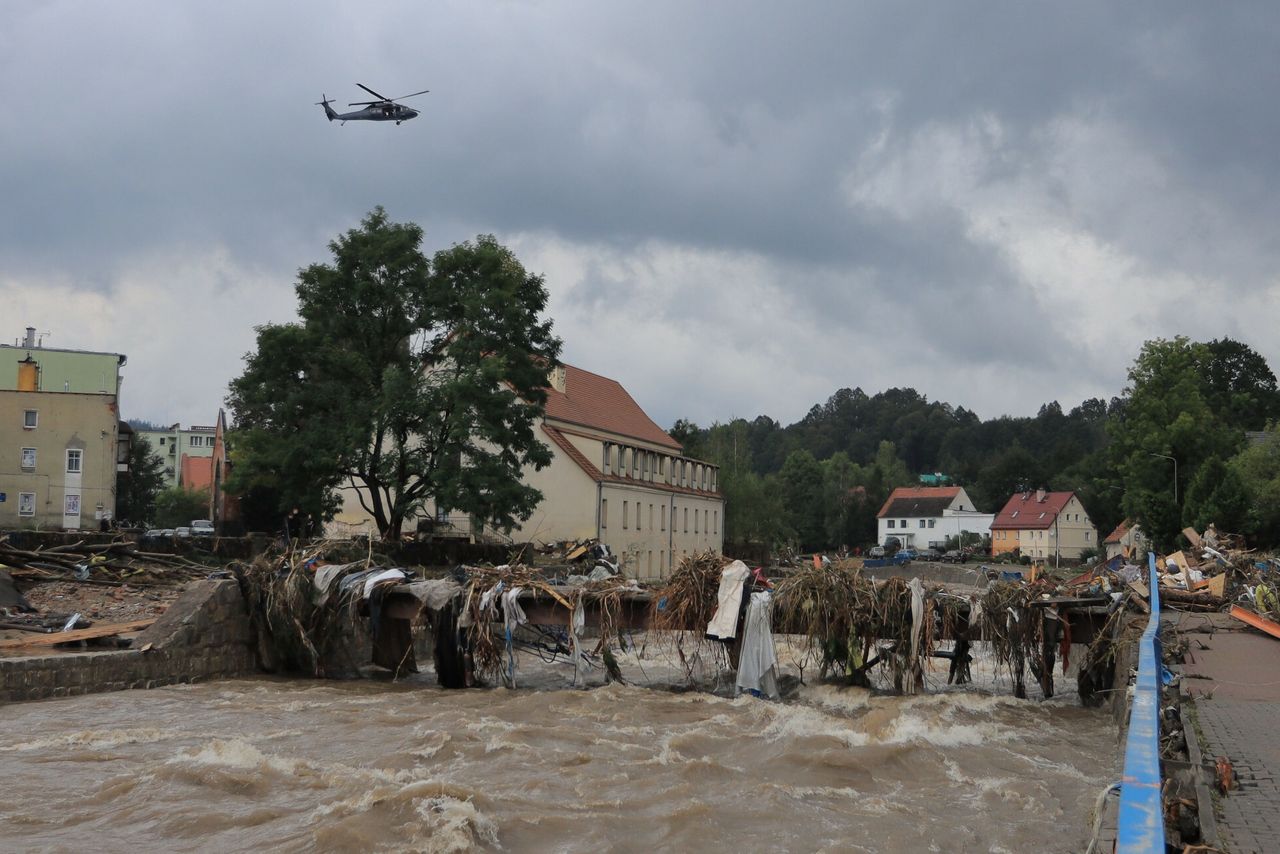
[{"left": 1115, "top": 551, "right": 1165, "bottom": 852}]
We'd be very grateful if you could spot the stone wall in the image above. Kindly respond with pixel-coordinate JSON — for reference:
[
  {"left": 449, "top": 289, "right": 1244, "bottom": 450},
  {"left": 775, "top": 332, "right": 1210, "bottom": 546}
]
[{"left": 0, "top": 579, "right": 257, "bottom": 703}]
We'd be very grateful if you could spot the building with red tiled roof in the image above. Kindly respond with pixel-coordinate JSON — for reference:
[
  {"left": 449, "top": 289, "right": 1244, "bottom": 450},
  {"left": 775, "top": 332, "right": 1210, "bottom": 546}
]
[
  {"left": 1104, "top": 519, "right": 1147, "bottom": 561},
  {"left": 507, "top": 363, "right": 722, "bottom": 579},
  {"left": 990, "top": 489, "right": 1097, "bottom": 562},
  {"left": 329, "top": 362, "right": 723, "bottom": 579},
  {"left": 875, "top": 486, "right": 993, "bottom": 550}
]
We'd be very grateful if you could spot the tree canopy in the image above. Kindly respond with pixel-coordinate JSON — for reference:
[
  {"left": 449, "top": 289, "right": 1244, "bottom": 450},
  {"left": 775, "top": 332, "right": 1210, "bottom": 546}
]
[{"left": 227, "top": 207, "right": 562, "bottom": 541}]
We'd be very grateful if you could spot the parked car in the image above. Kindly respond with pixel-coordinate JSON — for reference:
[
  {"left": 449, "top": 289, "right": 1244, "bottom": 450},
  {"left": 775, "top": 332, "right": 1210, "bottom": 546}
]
[
  {"left": 191, "top": 519, "right": 215, "bottom": 536},
  {"left": 174, "top": 526, "right": 192, "bottom": 538},
  {"left": 942, "top": 549, "right": 969, "bottom": 563},
  {"left": 869, "top": 545, "right": 886, "bottom": 558},
  {"left": 896, "top": 548, "right": 918, "bottom": 561},
  {"left": 918, "top": 548, "right": 942, "bottom": 562}
]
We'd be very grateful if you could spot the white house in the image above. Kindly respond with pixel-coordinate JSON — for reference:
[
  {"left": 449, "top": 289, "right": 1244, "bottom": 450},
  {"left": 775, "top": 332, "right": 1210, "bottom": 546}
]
[{"left": 875, "top": 486, "right": 993, "bottom": 550}]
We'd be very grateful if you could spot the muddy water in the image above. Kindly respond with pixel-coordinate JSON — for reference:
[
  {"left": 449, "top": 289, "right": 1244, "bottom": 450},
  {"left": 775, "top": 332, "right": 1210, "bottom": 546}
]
[{"left": 1, "top": 656, "right": 1118, "bottom": 853}]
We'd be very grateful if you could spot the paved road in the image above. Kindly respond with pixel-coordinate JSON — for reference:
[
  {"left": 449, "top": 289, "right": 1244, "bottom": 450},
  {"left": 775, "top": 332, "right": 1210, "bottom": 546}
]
[{"left": 1175, "top": 611, "right": 1280, "bottom": 853}]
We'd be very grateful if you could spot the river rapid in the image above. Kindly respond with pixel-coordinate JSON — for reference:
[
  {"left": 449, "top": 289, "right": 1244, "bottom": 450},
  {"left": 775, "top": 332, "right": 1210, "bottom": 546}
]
[{"left": 1, "top": 651, "right": 1118, "bottom": 853}]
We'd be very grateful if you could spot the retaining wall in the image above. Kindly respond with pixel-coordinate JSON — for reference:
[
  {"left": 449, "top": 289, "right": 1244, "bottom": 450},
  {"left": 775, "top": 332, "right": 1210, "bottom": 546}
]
[{"left": 0, "top": 579, "right": 257, "bottom": 703}]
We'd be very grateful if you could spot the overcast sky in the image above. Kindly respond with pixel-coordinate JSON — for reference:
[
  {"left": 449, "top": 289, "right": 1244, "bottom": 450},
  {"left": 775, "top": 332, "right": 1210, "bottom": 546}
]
[{"left": 4, "top": 2, "right": 1278, "bottom": 431}]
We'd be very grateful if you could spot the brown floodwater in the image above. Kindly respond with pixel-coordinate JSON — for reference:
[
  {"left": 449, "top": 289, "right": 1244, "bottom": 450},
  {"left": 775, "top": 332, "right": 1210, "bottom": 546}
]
[{"left": 0, "top": 646, "right": 1119, "bottom": 853}]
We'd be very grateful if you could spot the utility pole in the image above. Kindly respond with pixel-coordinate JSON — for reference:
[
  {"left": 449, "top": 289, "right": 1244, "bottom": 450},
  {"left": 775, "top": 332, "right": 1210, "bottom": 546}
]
[{"left": 1148, "top": 453, "right": 1178, "bottom": 505}]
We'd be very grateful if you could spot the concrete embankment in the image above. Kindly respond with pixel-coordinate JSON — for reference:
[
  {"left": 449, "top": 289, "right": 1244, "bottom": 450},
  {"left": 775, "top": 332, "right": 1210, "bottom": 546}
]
[{"left": 0, "top": 579, "right": 256, "bottom": 703}]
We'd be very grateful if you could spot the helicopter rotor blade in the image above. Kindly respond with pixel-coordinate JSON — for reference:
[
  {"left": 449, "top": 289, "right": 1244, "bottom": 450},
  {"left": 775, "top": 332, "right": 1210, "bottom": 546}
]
[
  {"left": 348, "top": 101, "right": 381, "bottom": 106},
  {"left": 390, "top": 89, "right": 430, "bottom": 101},
  {"left": 356, "top": 83, "right": 389, "bottom": 101}
]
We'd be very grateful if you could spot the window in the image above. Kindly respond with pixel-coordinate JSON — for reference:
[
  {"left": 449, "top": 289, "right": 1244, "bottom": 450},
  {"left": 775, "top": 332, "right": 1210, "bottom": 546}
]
[
  {"left": 23, "top": 410, "right": 38, "bottom": 429},
  {"left": 649, "top": 504, "right": 654, "bottom": 530},
  {"left": 684, "top": 507, "right": 689, "bottom": 533},
  {"left": 159, "top": 437, "right": 166, "bottom": 446},
  {"left": 1086, "top": 531, "right": 1091, "bottom": 541},
  {"left": 66, "top": 449, "right": 82, "bottom": 473},
  {"left": 18, "top": 492, "right": 36, "bottom": 517},
  {"left": 21, "top": 447, "right": 36, "bottom": 470},
  {"left": 900, "top": 519, "right": 907, "bottom": 528},
  {"left": 623, "top": 501, "right": 629, "bottom": 529},
  {"left": 635, "top": 501, "right": 641, "bottom": 531},
  {"left": 695, "top": 509, "right": 699, "bottom": 534},
  {"left": 601, "top": 498, "right": 608, "bottom": 529},
  {"left": 918, "top": 519, "right": 926, "bottom": 529},
  {"left": 661, "top": 505, "right": 667, "bottom": 531},
  {"left": 191, "top": 436, "right": 204, "bottom": 448},
  {"left": 714, "top": 510, "right": 718, "bottom": 534},
  {"left": 927, "top": 519, "right": 935, "bottom": 529},
  {"left": 888, "top": 520, "right": 896, "bottom": 529}
]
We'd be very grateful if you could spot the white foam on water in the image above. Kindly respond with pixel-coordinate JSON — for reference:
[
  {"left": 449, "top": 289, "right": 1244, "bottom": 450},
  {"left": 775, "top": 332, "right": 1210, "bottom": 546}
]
[
  {"left": 412, "top": 794, "right": 501, "bottom": 853},
  {"left": 2, "top": 728, "right": 192, "bottom": 752}
]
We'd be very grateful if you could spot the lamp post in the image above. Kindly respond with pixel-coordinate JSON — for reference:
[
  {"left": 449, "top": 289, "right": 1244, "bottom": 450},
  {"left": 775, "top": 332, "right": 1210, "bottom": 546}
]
[{"left": 1148, "top": 453, "right": 1178, "bottom": 505}]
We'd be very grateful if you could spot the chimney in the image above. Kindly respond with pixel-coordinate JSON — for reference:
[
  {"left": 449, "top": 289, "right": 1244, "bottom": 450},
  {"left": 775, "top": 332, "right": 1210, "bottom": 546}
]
[
  {"left": 549, "top": 365, "right": 567, "bottom": 394},
  {"left": 23, "top": 327, "right": 36, "bottom": 348},
  {"left": 1036, "top": 488, "right": 1047, "bottom": 503}
]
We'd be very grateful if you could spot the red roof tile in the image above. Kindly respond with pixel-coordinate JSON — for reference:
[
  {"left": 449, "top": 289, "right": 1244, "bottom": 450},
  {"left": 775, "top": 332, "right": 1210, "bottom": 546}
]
[
  {"left": 1104, "top": 520, "right": 1132, "bottom": 544},
  {"left": 544, "top": 364, "right": 681, "bottom": 450},
  {"left": 877, "top": 486, "right": 962, "bottom": 518},
  {"left": 990, "top": 491, "right": 1076, "bottom": 530}
]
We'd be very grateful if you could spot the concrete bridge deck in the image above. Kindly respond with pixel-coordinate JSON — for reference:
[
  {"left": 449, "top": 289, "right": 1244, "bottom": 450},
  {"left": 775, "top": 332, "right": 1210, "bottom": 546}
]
[{"left": 1176, "top": 610, "right": 1280, "bottom": 854}]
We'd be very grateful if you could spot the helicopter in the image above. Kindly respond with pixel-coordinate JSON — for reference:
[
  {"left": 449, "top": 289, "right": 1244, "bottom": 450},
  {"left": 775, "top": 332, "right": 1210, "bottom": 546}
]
[{"left": 317, "top": 84, "right": 429, "bottom": 125}]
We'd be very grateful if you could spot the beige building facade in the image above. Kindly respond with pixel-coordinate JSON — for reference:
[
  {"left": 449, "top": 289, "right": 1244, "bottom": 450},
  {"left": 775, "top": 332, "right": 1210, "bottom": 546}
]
[
  {"left": 0, "top": 328, "right": 127, "bottom": 530},
  {"left": 1, "top": 391, "right": 123, "bottom": 529},
  {"left": 990, "top": 489, "right": 1097, "bottom": 562},
  {"left": 331, "top": 364, "right": 724, "bottom": 579}
]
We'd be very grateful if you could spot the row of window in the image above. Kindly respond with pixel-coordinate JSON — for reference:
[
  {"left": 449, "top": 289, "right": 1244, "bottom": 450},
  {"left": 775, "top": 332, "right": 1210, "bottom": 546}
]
[
  {"left": 994, "top": 529, "right": 1093, "bottom": 541},
  {"left": 17, "top": 448, "right": 81, "bottom": 473},
  {"left": 599, "top": 498, "right": 719, "bottom": 536},
  {"left": 886, "top": 518, "right": 936, "bottom": 529},
  {"left": 601, "top": 442, "right": 718, "bottom": 492},
  {"left": 12, "top": 492, "right": 80, "bottom": 517},
  {"left": 157, "top": 435, "right": 210, "bottom": 448}
]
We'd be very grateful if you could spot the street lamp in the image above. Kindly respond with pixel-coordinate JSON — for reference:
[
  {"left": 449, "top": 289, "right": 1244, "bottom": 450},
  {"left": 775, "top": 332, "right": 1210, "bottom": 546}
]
[{"left": 1148, "top": 453, "right": 1178, "bottom": 505}]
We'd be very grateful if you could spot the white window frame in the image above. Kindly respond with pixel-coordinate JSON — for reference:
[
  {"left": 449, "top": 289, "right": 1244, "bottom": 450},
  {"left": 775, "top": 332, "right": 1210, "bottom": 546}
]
[
  {"left": 66, "top": 449, "right": 82, "bottom": 474},
  {"left": 21, "top": 447, "right": 36, "bottom": 470},
  {"left": 23, "top": 410, "right": 38, "bottom": 430},
  {"left": 18, "top": 492, "right": 36, "bottom": 517}
]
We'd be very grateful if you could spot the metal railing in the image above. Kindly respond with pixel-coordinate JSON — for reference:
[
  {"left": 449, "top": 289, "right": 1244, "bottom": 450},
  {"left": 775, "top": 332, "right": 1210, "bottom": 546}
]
[{"left": 1115, "top": 551, "right": 1165, "bottom": 852}]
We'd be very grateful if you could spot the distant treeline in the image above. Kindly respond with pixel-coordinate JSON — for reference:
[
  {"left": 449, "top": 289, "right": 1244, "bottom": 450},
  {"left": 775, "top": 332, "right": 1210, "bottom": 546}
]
[{"left": 673, "top": 337, "right": 1280, "bottom": 553}]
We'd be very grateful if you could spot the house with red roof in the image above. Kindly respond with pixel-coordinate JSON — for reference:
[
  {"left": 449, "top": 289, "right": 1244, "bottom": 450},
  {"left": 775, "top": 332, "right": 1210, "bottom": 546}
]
[
  {"left": 330, "top": 363, "right": 723, "bottom": 579},
  {"left": 876, "top": 486, "right": 993, "bottom": 550},
  {"left": 1104, "top": 519, "right": 1147, "bottom": 561},
  {"left": 990, "top": 489, "right": 1097, "bottom": 562}
]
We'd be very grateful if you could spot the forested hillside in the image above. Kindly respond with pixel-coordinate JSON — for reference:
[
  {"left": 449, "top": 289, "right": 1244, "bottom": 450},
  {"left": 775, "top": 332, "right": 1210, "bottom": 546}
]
[{"left": 673, "top": 338, "right": 1280, "bottom": 553}]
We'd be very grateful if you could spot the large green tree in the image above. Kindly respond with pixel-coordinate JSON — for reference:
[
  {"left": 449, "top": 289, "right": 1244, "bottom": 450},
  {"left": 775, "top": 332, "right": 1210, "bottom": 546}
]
[
  {"left": 228, "top": 207, "right": 562, "bottom": 541},
  {"left": 1110, "top": 338, "right": 1244, "bottom": 548},
  {"left": 116, "top": 438, "right": 166, "bottom": 524}
]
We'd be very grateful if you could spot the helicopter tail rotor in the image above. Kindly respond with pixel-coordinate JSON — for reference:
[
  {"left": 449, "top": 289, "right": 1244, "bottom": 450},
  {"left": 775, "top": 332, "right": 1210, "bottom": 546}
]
[{"left": 316, "top": 95, "right": 337, "bottom": 122}]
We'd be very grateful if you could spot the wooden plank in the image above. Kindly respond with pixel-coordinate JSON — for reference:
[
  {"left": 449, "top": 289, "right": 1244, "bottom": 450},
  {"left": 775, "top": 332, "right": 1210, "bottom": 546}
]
[
  {"left": 1182, "top": 527, "right": 1203, "bottom": 549},
  {"left": 0, "top": 619, "right": 154, "bottom": 649},
  {"left": 1229, "top": 605, "right": 1280, "bottom": 640},
  {"left": 1205, "top": 573, "right": 1227, "bottom": 599}
]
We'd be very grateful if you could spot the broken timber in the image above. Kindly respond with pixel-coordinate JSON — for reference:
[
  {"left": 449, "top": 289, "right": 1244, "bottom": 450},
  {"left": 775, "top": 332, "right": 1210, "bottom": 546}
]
[{"left": 0, "top": 619, "right": 155, "bottom": 649}]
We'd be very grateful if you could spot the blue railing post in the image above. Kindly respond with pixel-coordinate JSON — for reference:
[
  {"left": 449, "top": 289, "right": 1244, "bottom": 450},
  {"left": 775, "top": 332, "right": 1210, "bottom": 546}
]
[{"left": 1115, "top": 551, "right": 1165, "bottom": 852}]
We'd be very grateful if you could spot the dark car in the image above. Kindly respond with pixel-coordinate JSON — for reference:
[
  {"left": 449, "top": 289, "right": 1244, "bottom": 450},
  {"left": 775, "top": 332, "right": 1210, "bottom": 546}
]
[
  {"left": 941, "top": 549, "right": 968, "bottom": 563},
  {"left": 918, "top": 548, "right": 942, "bottom": 562}
]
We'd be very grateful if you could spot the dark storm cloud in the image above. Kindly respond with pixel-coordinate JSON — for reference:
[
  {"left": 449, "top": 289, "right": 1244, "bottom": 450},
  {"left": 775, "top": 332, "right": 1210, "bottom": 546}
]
[{"left": 3, "top": 1, "right": 1279, "bottom": 423}]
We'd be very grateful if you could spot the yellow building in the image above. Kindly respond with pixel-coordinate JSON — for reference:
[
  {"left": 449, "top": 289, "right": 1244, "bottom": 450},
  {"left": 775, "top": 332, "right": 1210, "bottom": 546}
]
[
  {"left": 1, "top": 328, "right": 128, "bottom": 529},
  {"left": 990, "top": 489, "right": 1097, "bottom": 562}
]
